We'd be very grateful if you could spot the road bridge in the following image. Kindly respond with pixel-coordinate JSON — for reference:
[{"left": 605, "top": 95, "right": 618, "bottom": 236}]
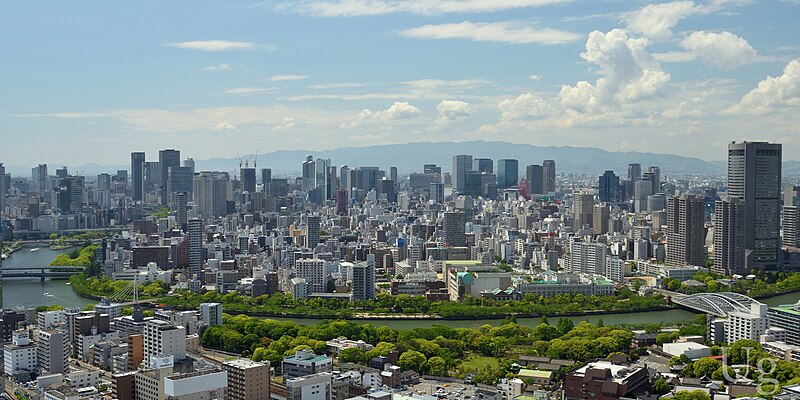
[{"left": 0, "top": 265, "right": 84, "bottom": 281}]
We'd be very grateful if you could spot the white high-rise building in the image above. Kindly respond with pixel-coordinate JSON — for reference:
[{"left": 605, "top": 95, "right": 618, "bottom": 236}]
[
  {"left": 143, "top": 319, "right": 186, "bottom": 362},
  {"left": 37, "top": 329, "right": 70, "bottom": 374},
  {"left": 4, "top": 330, "right": 37, "bottom": 374},
  {"left": 569, "top": 241, "right": 607, "bottom": 276},
  {"left": 295, "top": 259, "right": 327, "bottom": 294},
  {"left": 200, "top": 303, "right": 223, "bottom": 327},
  {"left": 286, "top": 372, "right": 332, "bottom": 400}
]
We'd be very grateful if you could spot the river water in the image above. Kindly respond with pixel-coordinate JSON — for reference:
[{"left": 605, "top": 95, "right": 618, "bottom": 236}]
[
  {"left": 3, "top": 244, "right": 799, "bottom": 329},
  {"left": 1, "top": 244, "right": 94, "bottom": 310}
]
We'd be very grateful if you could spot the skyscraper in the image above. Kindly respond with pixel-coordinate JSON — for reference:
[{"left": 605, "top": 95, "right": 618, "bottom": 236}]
[
  {"left": 784, "top": 186, "right": 800, "bottom": 248},
  {"left": 497, "top": 159, "right": 519, "bottom": 190},
  {"left": 452, "top": 155, "right": 473, "bottom": 194},
  {"left": 176, "top": 192, "right": 188, "bottom": 232},
  {"left": 598, "top": 170, "right": 620, "bottom": 203},
  {"left": 159, "top": 149, "right": 181, "bottom": 205},
  {"left": 32, "top": 164, "right": 48, "bottom": 193},
  {"left": 593, "top": 203, "right": 610, "bottom": 235},
  {"left": 131, "top": 152, "right": 145, "bottom": 201},
  {"left": 714, "top": 198, "right": 746, "bottom": 275},
  {"left": 307, "top": 215, "right": 320, "bottom": 248},
  {"left": 167, "top": 166, "right": 193, "bottom": 206},
  {"left": 302, "top": 155, "right": 315, "bottom": 192},
  {"left": 726, "top": 141, "right": 782, "bottom": 270},
  {"left": 526, "top": 164, "right": 543, "bottom": 195},
  {"left": 193, "top": 171, "right": 231, "bottom": 218},
  {"left": 573, "top": 193, "right": 594, "bottom": 230},
  {"left": 647, "top": 166, "right": 661, "bottom": 194},
  {"left": 240, "top": 167, "right": 256, "bottom": 194},
  {"left": 472, "top": 158, "right": 493, "bottom": 173},
  {"left": 0, "top": 163, "right": 5, "bottom": 213},
  {"left": 542, "top": 160, "right": 556, "bottom": 193},
  {"left": 57, "top": 176, "right": 84, "bottom": 214},
  {"left": 443, "top": 211, "right": 466, "bottom": 247},
  {"left": 315, "top": 158, "right": 330, "bottom": 199},
  {"left": 260, "top": 168, "right": 272, "bottom": 186},
  {"left": 634, "top": 179, "right": 653, "bottom": 213},
  {"left": 627, "top": 163, "right": 641, "bottom": 181},
  {"left": 188, "top": 218, "right": 204, "bottom": 284},
  {"left": 666, "top": 195, "right": 706, "bottom": 267}
]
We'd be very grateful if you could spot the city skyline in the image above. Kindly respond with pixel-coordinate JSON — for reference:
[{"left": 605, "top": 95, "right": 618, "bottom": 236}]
[{"left": 2, "top": 1, "right": 800, "bottom": 165}]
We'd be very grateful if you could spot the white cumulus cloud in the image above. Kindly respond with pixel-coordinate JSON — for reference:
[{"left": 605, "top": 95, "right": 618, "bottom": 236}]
[
  {"left": 431, "top": 100, "right": 472, "bottom": 130},
  {"left": 559, "top": 29, "right": 670, "bottom": 111},
  {"left": 346, "top": 101, "right": 421, "bottom": 127},
  {"left": 680, "top": 31, "right": 759, "bottom": 70},
  {"left": 215, "top": 122, "right": 237, "bottom": 131},
  {"left": 400, "top": 21, "right": 580, "bottom": 45},
  {"left": 498, "top": 93, "right": 552, "bottom": 121},
  {"left": 624, "top": 1, "right": 699, "bottom": 40},
  {"left": 732, "top": 59, "right": 800, "bottom": 113}
]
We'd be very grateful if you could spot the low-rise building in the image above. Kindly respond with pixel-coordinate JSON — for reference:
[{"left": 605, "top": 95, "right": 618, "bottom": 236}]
[{"left": 563, "top": 361, "right": 648, "bottom": 400}]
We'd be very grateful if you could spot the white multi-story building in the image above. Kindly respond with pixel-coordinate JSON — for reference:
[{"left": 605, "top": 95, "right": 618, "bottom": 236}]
[
  {"left": 37, "top": 329, "right": 70, "bottom": 374},
  {"left": 4, "top": 330, "right": 37, "bottom": 374},
  {"left": 164, "top": 368, "right": 228, "bottom": 400},
  {"left": 295, "top": 259, "right": 327, "bottom": 293},
  {"left": 200, "top": 303, "right": 223, "bottom": 327},
  {"left": 351, "top": 261, "right": 375, "bottom": 300},
  {"left": 569, "top": 241, "right": 607, "bottom": 276},
  {"left": 286, "top": 372, "right": 332, "bottom": 400},
  {"left": 143, "top": 320, "right": 186, "bottom": 362}
]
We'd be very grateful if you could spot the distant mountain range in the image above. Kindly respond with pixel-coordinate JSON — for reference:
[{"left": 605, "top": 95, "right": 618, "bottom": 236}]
[{"left": 7, "top": 141, "right": 800, "bottom": 178}]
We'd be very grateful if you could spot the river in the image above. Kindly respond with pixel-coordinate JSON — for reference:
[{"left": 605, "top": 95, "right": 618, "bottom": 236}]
[
  {"left": 3, "top": 244, "right": 800, "bottom": 329},
  {"left": 1, "top": 243, "right": 94, "bottom": 310}
]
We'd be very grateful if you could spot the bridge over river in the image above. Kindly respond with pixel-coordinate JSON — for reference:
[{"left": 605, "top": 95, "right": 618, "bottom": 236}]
[{"left": 0, "top": 265, "right": 84, "bottom": 281}]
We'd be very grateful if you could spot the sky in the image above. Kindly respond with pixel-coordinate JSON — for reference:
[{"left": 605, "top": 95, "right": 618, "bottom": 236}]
[{"left": 1, "top": 0, "right": 800, "bottom": 166}]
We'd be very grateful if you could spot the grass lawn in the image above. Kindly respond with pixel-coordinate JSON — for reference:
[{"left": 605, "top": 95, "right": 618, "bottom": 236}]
[{"left": 458, "top": 355, "right": 500, "bottom": 373}]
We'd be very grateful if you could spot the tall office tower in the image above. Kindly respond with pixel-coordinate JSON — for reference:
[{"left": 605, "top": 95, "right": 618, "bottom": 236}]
[
  {"left": 131, "top": 152, "right": 145, "bottom": 201},
  {"left": 32, "top": 164, "right": 48, "bottom": 193},
  {"left": 294, "top": 259, "right": 326, "bottom": 293},
  {"left": 158, "top": 149, "right": 181, "bottom": 205},
  {"left": 176, "top": 192, "right": 188, "bottom": 231},
  {"left": 223, "top": 358, "right": 270, "bottom": 400},
  {"left": 378, "top": 178, "right": 396, "bottom": 203},
  {"left": 598, "top": 170, "right": 620, "bottom": 203},
  {"left": 452, "top": 155, "right": 473, "bottom": 194},
  {"left": 784, "top": 186, "right": 800, "bottom": 248},
  {"left": 714, "top": 198, "right": 746, "bottom": 275},
  {"left": 727, "top": 141, "right": 782, "bottom": 269},
  {"left": 627, "top": 163, "right": 641, "bottom": 181},
  {"left": 188, "top": 218, "right": 204, "bottom": 283},
  {"left": 666, "top": 195, "right": 706, "bottom": 267},
  {"left": 302, "top": 155, "right": 315, "bottom": 192},
  {"left": 351, "top": 261, "right": 376, "bottom": 300},
  {"left": 97, "top": 173, "right": 112, "bottom": 191},
  {"left": 240, "top": 167, "right": 256, "bottom": 194},
  {"left": 0, "top": 163, "right": 5, "bottom": 212},
  {"left": 473, "top": 158, "right": 493, "bottom": 173},
  {"left": 335, "top": 189, "right": 348, "bottom": 215},
  {"left": 389, "top": 166, "right": 398, "bottom": 184},
  {"left": 542, "top": 160, "right": 556, "bottom": 193},
  {"left": 183, "top": 157, "right": 195, "bottom": 173},
  {"left": 307, "top": 215, "right": 320, "bottom": 248},
  {"left": 593, "top": 203, "right": 610, "bottom": 234},
  {"left": 634, "top": 179, "right": 653, "bottom": 213},
  {"left": 430, "top": 182, "right": 445, "bottom": 203},
  {"left": 167, "top": 166, "right": 193, "bottom": 206},
  {"left": 326, "top": 166, "right": 338, "bottom": 199},
  {"left": 37, "top": 329, "right": 70, "bottom": 374},
  {"left": 497, "top": 159, "right": 519, "bottom": 190},
  {"left": 143, "top": 319, "right": 186, "bottom": 361},
  {"left": 568, "top": 241, "right": 607, "bottom": 275},
  {"left": 143, "top": 161, "right": 160, "bottom": 194},
  {"left": 260, "top": 168, "right": 272, "bottom": 186},
  {"left": 647, "top": 166, "right": 661, "bottom": 194},
  {"left": 193, "top": 171, "right": 231, "bottom": 218},
  {"left": 573, "top": 193, "right": 594, "bottom": 230},
  {"left": 339, "top": 165, "right": 350, "bottom": 193},
  {"left": 443, "top": 211, "right": 466, "bottom": 247},
  {"left": 55, "top": 167, "right": 68, "bottom": 179},
  {"left": 526, "top": 164, "right": 544, "bottom": 195},
  {"left": 315, "top": 158, "right": 330, "bottom": 198},
  {"left": 58, "top": 176, "right": 84, "bottom": 214},
  {"left": 424, "top": 164, "right": 442, "bottom": 176}
]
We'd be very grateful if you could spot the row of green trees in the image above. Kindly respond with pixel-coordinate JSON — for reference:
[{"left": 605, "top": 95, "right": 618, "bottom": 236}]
[
  {"left": 69, "top": 274, "right": 171, "bottom": 300},
  {"left": 50, "top": 244, "right": 98, "bottom": 267},
  {"left": 201, "top": 315, "right": 703, "bottom": 385},
  {"left": 663, "top": 271, "right": 800, "bottom": 298},
  {"left": 163, "top": 287, "right": 668, "bottom": 319}
]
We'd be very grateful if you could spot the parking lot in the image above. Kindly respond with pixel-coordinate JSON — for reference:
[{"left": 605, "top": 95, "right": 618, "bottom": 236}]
[{"left": 402, "top": 378, "right": 487, "bottom": 399}]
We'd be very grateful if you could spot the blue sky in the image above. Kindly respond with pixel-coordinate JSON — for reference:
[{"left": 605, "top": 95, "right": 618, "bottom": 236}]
[{"left": 2, "top": 0, "right": 800, "bottom": 166}]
